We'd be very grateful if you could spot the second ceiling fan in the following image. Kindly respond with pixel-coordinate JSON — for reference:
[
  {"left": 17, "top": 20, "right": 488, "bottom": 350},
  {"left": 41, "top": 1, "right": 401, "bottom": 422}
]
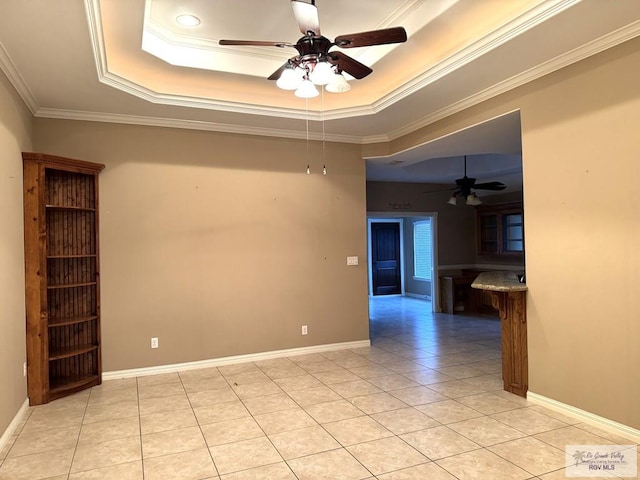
[{"left": 447, "top": 155, "right": 507, "bottom": 205}]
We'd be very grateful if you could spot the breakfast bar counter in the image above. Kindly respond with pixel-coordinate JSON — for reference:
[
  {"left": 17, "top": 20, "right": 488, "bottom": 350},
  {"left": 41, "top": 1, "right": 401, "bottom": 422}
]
[
  {"left": 471, "top": 271, "right": 527, "bottom": 292},
  {"left": 472, "top": 272, "right": 528, "bottom": 397}
]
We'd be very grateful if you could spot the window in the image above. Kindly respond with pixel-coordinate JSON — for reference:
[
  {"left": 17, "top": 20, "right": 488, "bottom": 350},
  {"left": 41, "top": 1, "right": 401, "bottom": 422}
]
[
  {"left": 503, "top": 213, "right": 524, "bottom": 252},
  {"left": 413, "top": 220, "right": 433, "bottom": 281}
]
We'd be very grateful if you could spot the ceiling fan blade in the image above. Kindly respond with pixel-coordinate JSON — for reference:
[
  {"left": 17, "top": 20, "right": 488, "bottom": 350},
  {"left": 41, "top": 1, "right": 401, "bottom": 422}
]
[
  {"left": 267, "top": 62, "right": 290, "bottom": 81},
  {"left": 327, "top": 51, "right": 372, "bottom": 79},
  {"left": 473, "top": 182, "right": 507, "bottom": 191},
  {"left": 423, "top": 186, "right": 457, "bottom": 194},
  {"left": 334, "top": 27, "right": 407, "bottom": 48},
  {"left": 291, "top": 0, "right": 321, "bottom": 36},
  {"left": 219, "top": 39, "right": 293, "bottom": 48},
  {"left": 455, "top": 176, "right": 475, "bottom": 187}
]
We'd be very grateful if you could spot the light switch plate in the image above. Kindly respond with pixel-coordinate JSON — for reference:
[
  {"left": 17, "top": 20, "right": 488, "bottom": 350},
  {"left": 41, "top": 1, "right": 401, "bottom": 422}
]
[{"left": 347, "top": 256, "right": 359, "bottom": 266}]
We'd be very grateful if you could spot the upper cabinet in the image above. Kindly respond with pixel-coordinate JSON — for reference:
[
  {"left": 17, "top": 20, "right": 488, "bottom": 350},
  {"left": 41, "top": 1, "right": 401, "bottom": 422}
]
[{"left": 476, "top": 202, "right": 524, "bottom": 257}]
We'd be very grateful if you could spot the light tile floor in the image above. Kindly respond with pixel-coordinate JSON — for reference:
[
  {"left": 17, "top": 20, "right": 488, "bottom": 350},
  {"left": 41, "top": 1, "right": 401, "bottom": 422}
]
[{"left": 1, "top": 296, "right": 637, "bottom": 479}]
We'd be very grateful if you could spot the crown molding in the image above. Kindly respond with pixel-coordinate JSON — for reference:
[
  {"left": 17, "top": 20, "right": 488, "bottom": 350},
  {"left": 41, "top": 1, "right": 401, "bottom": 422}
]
[
  {"left": 34, "top": 107, "right": 362, "bottom": 144},
  {"left": 373, "top": 0, "right": 428, "bottom": 28},
  {"left": 0, "top": 42, "right": 38, "bottom": 115},
  {"left": 32, "top": 11, "right": 640, "bottom": 147},
  {"left": 85, "top": 0, "right": 108, "bottom": 81},
  {"left": 19, "top": 16, "right": 640, "bottom": 147},
  {"left": 370, "top": 0, "right": 581, "bottom": 114},
  {"left": 363, "top": 17, "right": 640, "bottom": 144},
  {"left": 1, "top": 1, "right": 637, "bottom": 147}
]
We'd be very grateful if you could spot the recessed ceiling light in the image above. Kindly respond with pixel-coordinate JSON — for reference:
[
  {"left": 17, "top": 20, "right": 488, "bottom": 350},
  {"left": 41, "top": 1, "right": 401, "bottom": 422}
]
[{"left": 176, "top": 14, "right": 200, "bottom": 27}]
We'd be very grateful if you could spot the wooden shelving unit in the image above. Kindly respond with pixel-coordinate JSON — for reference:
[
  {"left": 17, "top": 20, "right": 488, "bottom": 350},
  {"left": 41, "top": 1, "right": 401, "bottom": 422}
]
[{"left": 23, "top": 152, "right": 105, "bottom": 405}]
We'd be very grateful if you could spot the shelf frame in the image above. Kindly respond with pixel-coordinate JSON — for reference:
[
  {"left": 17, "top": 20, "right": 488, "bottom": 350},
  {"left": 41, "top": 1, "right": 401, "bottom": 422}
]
[{"left": 23, "top": 152, "right": 105, "bottom": 405}]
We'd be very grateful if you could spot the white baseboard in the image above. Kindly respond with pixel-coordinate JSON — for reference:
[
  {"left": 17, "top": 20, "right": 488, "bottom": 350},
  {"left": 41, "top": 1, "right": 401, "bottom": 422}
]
[
  {"left": 0, "top": 398, "right": 29, "bottom": 456},
  {"left": 103, "top": 339, "right": 371, "bottom": 380},
  {"left": 404, "top": 292, "right": 432, "bottom": 301},
  {"left": 527, "top": 391, "right": 640, "bottom": 443}
]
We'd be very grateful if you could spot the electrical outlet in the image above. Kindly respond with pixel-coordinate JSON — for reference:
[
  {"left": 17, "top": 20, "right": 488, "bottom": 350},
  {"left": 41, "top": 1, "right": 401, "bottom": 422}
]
[
  {"left": 301, "top": 325, "right": 308, "bottom": 335},
  {"left": 151, "top": 337, "right": 159, "bottom": 349},
  {"left": 23, "top": 362, "right": 27, "bottom": 377}
]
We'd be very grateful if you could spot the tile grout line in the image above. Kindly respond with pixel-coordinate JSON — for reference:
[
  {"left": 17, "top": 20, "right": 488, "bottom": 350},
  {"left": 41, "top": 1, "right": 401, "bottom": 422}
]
[
  {"left": 136, "top": 377, "right": 145, "bottom": 480},
  {"left": 64, "top": 390, "right": 90, "bottom": 480}
]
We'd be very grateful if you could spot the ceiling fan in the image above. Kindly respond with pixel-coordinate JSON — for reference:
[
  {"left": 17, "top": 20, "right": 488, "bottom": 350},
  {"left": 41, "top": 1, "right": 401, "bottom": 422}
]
[
  {"left": 218, "top": 0, "right": 407, "bottom": 92},
  {"left": 440, "top": 156, "right": 507, "bottom": 205}
]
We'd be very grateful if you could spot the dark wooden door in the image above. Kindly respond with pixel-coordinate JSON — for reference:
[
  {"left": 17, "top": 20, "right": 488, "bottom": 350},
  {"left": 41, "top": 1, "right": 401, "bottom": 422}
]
[{"left": 371, "top": 222, "right": 401, "bottom": 295}]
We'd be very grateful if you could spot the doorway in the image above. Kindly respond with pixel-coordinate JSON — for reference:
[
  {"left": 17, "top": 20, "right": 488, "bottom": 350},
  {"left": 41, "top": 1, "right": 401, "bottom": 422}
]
[
  {"left": 370, "top": 222, "right": 402, "bottom": 295},
  {"left": 367, "top": 214, "right": 438, "bottom": 311}
]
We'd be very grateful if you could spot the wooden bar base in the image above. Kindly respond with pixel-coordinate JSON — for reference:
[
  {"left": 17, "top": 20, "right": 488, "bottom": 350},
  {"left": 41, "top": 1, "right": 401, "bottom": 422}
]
[{"left": 490, "top": 290, "right": 528, "bottom": 397}]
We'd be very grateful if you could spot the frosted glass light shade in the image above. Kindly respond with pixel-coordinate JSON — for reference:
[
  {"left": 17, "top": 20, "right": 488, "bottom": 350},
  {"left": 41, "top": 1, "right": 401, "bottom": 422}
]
[
  {"left": 309, "top": 61, "right": 334, "bottom": 85},
  {"left": 295, "top": 79, "right": 319, "bottom": 98},
  {"left": 276, "top": 68, "right": 303, "bottom": 90},
  {"left": 466, "top": 194, "right": 482, "bottom": 206},
  {"left": 326, "top": 72, "right": 351, "bottom": 93}
]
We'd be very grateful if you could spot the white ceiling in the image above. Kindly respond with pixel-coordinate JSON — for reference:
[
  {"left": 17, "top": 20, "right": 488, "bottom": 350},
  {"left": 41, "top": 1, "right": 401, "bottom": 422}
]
[{"left": 1, "top": 0, "right": 639, "bottom": 186}]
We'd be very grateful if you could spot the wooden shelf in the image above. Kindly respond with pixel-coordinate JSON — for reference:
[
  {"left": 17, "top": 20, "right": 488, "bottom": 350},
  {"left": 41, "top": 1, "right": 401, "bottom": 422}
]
[
  {"left": 23, "top": 152, "right": 104, "bottom": 405},
  {"left": 49, "top": 315, "right": 98, "bottom": 328},
  {"left": 47, "top": 282, "right": 97, "bottom": 290},
  {"left": 50, "top": 374, "right": 100, "bottom": 395},
  {"left": 49, "top": 344, "right": 98, "bottom": 361},
  {"left": 46, "top": 204, "right": 96, "bottom": 212}
]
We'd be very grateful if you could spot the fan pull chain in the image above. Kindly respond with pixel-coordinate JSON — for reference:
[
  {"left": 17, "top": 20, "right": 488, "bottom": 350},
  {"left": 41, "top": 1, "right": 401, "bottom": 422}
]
[
  {"left": 305, "top": 98, "right": 310, "bottom": 174},
  {"left": 322, "top": 87, "right": 327, "bottom": 175}
]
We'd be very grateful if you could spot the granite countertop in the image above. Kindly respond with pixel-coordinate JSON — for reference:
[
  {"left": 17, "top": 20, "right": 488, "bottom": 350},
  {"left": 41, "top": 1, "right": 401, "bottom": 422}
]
[{"left": 471, "top": 271, "right": 528, "bottom": 292}]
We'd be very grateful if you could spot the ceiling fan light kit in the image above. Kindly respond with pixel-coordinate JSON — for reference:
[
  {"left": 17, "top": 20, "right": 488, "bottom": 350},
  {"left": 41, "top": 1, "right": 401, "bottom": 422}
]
[
  {"left": 218, "top": 0, "right": 407, "bottom": 97},
  {"left": 218, "top": 0, "right": 406, "bottom": 172},
  {"left": 447, "top": 192, "right": 482, "bottom": 206}
]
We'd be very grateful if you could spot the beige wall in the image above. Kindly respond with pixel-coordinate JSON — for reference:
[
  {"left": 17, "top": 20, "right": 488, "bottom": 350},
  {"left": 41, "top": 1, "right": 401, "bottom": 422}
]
[
  {"left": 520, "top": 38, "right": 640, "bottom": 430},
  {"left": 0, "top": 72, "right": 32, "bottom": 435},
  {"left": 368, "top": 37, "right": 640, "bottom": 429},
  {"left": 33, "top": 120, "right": 370, "bottom": 371}
]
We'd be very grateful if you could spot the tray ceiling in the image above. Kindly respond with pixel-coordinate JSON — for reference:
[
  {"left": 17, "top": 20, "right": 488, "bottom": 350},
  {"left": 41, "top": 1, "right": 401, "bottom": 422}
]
[{"left": 1, "top": 0, "right": 639, "bottom": 184}]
